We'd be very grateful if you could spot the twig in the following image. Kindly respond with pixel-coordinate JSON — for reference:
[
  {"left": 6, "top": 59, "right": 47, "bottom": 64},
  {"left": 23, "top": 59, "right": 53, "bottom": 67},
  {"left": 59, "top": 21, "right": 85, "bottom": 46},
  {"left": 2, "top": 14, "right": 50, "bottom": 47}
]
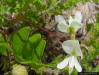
[
  {"left": 0, "top": 14, "right": 60, "bottom": 38},
  {"left": 0, "top": 30, "right": 12, "bottom": 71},
  {"left": 10, "top": 18, "right": 60, "bottom": 38}
]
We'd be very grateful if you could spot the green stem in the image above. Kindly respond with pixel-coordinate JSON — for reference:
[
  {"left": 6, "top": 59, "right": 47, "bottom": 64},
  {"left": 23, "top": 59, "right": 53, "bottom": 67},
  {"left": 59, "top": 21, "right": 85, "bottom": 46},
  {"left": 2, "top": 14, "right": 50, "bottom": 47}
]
[
  {"left": 70, "top": 33, "right": 75, "bottom": 40},
  {"left": 69, "top": 28, "right": 75, "bottom": 40},
  {"left": 0, "top": 30, "right": 12, "bottom": 71}
]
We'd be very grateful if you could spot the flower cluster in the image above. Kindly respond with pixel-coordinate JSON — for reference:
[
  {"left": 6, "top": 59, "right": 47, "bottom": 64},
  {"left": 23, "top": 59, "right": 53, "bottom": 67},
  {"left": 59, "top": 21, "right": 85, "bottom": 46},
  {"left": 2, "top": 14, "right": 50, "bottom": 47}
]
[
  {"left": 55, "top": 11, "right": 83, "bottom": 74},
  {"left": 55, "top": 11, "right": 82, "bottom": 34}
]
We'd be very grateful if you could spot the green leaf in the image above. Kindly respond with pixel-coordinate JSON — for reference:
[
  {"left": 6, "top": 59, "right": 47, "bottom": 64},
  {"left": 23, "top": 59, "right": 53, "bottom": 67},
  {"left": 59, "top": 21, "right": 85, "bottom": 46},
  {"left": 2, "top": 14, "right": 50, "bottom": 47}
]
[
  {"left": 0, "top": 34, "right": 12, "bottom": 56},
  {"left": 12, "top": 27, "right": 30, "bottom": 62},
  {"left": 96, "top": 13, "right": 99, "bottom": 23},
  {"left": 0, "top": 42, "right": 13, "bottom": 56},
  {"left": 93, "top": 0, "right": 99, "bottom": 3},
  {"left": 94, "top": 65, "right": 99, "bottom": 72},
  {"left": 22, "top": 34, "right": 41, "bottom": 60},
  {"left": 12, "top": 27, "right": 46, "bottom": 64},
  {"left": 30, "top": 62, "right": 45, "bottom": 70},
  {"left": 0, "top": 47, "right": 7, "bottom": 56},
  {"left": 0, "top": 34, "right": 6, "bottom": 55},
  {"left": 71, "top": 69, "right": 78, "bottom": 75},
  {"left": 32, "top": 40, "right": 46, "bottom": 63},
  {"left": 30, "top": 54, "right": 62, "bottom": 74},
  {"left": 86, "top": 66, "right": 92, "bottom": 72},
  {"left": 36, "top": 40, "right": 46, "bottom": 59},
  {"left": 0, "top": 34, "right": 5, "bottom": 42},
  {"left": 46, "top": 54, "right": 62, "bottom": 67},
  {"left": 29, "top": 33, "right": 41, "bottom": 46},
  {"left": 86, "top": 24, "right": 93, "bottom": 32}
]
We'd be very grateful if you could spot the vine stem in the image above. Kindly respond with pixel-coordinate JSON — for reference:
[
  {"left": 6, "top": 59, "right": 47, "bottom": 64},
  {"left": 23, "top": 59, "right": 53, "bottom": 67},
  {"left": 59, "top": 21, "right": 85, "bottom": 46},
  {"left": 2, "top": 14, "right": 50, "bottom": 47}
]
[
  {"left": 70, "top": 33, "right": 75, "bottom": 40},
  {"left": 0, "top": 14, "right": 60, "bottom": 38},
  {"left": 10, "top": 18, "right": 60, "bottom": 38},
  {"left": 0, "top": 30, "right": 12, "bottom": 71}
]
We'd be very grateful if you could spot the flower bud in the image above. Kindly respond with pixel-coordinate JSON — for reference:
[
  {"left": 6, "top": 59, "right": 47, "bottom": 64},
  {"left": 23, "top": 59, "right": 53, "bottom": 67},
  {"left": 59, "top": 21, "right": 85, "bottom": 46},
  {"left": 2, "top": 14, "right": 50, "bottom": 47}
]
[{"left": 12, "top": 64, "right": 28, "bottom": 75}]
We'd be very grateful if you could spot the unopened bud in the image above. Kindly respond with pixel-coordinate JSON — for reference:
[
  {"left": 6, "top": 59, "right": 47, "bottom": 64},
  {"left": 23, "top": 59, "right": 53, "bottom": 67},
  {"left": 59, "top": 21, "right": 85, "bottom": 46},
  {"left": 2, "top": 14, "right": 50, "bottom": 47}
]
[{"left": 12, "top": 64, "right": 28, "bottom": 75}]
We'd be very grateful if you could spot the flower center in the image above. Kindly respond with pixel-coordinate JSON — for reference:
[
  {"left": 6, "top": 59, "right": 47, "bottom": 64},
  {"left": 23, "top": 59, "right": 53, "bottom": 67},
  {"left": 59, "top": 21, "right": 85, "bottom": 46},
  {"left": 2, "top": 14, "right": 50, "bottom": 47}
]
[
  {"left": 69, "top": 67, "right": 73, "bottom": 71},
  {"left": 67, "top": 26, "right": 75, "bottom": 34},
  {"left": 71, "top": 50, "right": 76, "bottom": 56}
]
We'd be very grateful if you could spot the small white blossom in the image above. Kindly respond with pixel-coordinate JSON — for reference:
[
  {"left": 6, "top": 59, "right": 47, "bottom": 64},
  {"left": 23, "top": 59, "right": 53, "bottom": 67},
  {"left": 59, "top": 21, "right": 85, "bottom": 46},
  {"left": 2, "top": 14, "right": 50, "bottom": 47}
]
[
  {"left": 55, "top": 11, "right": 83, "bottom": 33},
  {"left": 57, "top": 40, "right": 83, "bottom": 74}
]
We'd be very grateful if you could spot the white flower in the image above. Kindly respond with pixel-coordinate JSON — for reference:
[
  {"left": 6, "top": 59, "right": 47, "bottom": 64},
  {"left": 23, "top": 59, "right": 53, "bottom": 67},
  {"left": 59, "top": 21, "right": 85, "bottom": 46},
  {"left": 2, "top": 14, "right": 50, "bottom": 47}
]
[
  {"left": 12, "top": 64, "right": 28, "bottom": 75},
  {"left": 55, "top": 11, "right": 82, "bottom": 33},
  {"left": 57, "top": 40, "right": 83, "bottom": 74}
]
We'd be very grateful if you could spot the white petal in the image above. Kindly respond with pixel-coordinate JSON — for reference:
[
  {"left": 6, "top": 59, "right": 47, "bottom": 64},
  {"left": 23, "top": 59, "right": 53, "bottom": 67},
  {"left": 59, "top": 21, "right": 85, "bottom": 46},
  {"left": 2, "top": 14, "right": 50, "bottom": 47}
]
[
  {"left": 57, "top": 57, "right": 70, "bottom": 69},
  {"left": 69, "top": 16, "right": 74, "bottom": 24},
  {"left": 73, "top": 40, "right": 82, "bottom": 57},
  {"left": 69, "top": 68, "right": 73, "bottom": 75},
  {"left": 75, "top": 57, "right": 82, "bottom": 72},
  {"left": 68, "top": 56, "right": 75, "bottom": 74},
  {"left": 70, "top": 22, "right": 82, "bottom": 32},
  {"left": 62, "top": 40, "right": 75, "bottom": 54},
  {"left": 55, "top": 15, "right": 66, "bottom": 25},
  {"left": 74, "top": 11, "right": 82, "bottom": 23},
  {"left": 69, "top": 56, "right": 75, "bottom": 68},
  {"left": 57, "top": 23, "right": 68, "bottom": 33}
]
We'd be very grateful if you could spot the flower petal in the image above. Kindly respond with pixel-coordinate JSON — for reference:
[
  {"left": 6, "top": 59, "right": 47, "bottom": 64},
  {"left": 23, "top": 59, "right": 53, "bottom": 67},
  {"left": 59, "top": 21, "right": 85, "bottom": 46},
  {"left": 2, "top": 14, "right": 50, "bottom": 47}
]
[
  {"left": 68, "top": 56, "right": 75, "bottom": 74},
  {"left": 73, "top": 40, "right": 82, "bottom": 57},
  {"left": 69, "top": 56, "right": 75, "bottom": 68},
  {"left": 75, "top": 57, "right": 82, "bottom": 72},
  {"left": 69, "top": 16, "right": 74, "bottom": 25},
  {"left": 70, "top": 22, "right": 82, "bottom": 32},
  {"left": 57, "top": 57, "right": 70, "bottom": 69},
  {"left": 57, "top": 23, "right": 68, "bottom": 32},
  {"left": 62, "top": 40, "right": 75, "bottom": 54},
  {"left": 69, "top": 68, "right": 73, "bottom": 75},
  {"left": 55, "top": 15, "right": 67, "bottom": 25},
  {"left": 74, "top": 11, "right": 82, "bottom": 23}
]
